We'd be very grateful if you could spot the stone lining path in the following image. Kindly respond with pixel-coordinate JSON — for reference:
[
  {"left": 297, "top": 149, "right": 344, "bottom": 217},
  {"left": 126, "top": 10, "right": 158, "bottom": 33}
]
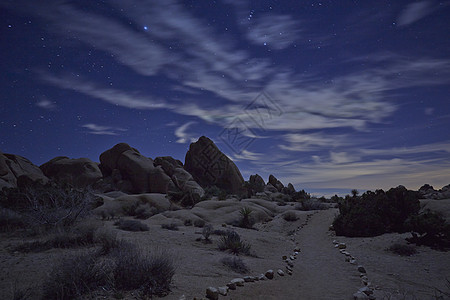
[{"left": 213, "top": 209, "right": 365, "bottom": 300}]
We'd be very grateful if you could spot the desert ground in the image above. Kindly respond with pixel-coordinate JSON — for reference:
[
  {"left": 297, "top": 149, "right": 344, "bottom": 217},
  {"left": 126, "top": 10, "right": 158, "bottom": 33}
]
[{"left": 1, "top": 195, "right": 449, "bottom": 300}]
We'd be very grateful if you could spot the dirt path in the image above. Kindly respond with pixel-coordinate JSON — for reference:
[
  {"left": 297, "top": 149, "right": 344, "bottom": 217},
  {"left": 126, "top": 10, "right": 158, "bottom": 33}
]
[{"left": 228, "top": 209, "right": 362, "bottom": 300}]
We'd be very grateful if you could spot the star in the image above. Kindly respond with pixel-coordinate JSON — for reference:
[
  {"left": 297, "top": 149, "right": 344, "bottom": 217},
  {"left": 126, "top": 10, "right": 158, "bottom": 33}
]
[{"left": 144, "top": 26, "right": 148, "bottom": 31}]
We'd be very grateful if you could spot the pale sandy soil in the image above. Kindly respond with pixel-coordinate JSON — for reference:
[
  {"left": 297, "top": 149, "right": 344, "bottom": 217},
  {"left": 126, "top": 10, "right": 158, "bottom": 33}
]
[{"left": 1, "top": 198, "right": 449, "bottom": 300}]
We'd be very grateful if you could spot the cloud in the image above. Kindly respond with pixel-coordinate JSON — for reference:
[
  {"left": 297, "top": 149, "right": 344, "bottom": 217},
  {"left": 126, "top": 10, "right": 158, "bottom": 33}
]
[
  {"left": 397, "top": 1, "right": 437, "bottom": 26},
  {"left": 229, "top": 149, "right": 264, "bottom": 161},
  {"left": 36, "top": 98, "right": 56, "bottom": 110},
  {"left": 246, "top": 14, "right": 300, "bottom": 49},
  {"left": 82, "top": 123, "right": 127, "bottom": 135},
  {"left": 174, "top": 122, "right": 198, "bottom": 144}
]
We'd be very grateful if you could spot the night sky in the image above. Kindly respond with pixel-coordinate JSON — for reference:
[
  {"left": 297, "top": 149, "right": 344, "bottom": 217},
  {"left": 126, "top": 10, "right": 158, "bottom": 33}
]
[{"left": 1, "top": 1, "right": 449, "bottom": 196}]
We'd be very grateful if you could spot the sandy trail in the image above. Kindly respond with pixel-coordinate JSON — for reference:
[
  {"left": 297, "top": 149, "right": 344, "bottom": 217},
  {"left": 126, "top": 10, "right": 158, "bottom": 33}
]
[{"left": 228, "top": 209, "right": 361, "bottom": 300}]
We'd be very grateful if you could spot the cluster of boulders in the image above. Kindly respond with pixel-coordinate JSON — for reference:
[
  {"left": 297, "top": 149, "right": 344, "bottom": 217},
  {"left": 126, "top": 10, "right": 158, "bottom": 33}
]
[
  {"left": 1, "top": 136, "right": 304, "bottom": 208},
  {"left": 332, "top": 240, "right": 375, "bottom": 300},
  {"left": 418, "top": 184, "right": 450, "bottom": 200},
  {"left": 200, "top": 247, "right": 300, "bottom": 300}
]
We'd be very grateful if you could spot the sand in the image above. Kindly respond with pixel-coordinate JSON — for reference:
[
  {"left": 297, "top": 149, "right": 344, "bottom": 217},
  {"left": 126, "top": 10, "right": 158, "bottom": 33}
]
[{"left": 1, "top": 198, "right": 449, "bottom": 299}]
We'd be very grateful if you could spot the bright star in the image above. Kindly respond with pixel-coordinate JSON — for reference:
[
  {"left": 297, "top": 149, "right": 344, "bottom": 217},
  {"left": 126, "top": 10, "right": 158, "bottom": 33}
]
[{"left": 144, "top": 26, "right": 148, "bottom": 30}]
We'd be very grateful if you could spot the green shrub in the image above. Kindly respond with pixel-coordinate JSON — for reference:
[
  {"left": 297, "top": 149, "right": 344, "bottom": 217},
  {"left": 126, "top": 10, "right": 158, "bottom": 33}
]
[
  {"left": 387, "top": 243, "right": 417, "bottom": 256},
  {"left": 333, "top": 186, "right": 420, "bottom": 237},
  {"left": 114, "top": 219, "right": 149, "bottom": 232},
  {"left": 406, "top": 209, "right": 450, "bottom": 250},
  {"left": 218, "top": 231, "right": 252, "bottom": 256},
  {"left": 220, "top": 256, "right": 249, "bottom": 273}
]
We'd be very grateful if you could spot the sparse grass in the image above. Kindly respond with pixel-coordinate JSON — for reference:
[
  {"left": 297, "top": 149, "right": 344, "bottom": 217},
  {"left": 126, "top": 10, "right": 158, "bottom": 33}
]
[
  {"left": 12, "top": 223, "right": 98, "bottom": 253},
  {"left": 112, "top": 243, "right": 175, "bottom": 297},
  {"left": 283, "top": 211, "right": 299, "bottom": 222},
  {"left": 193, "top": 219, "right": 205, "bottom": 228},
  {"left": 221, "top": 256, "right": 249, "bottom": 273},
  {"left": 161, "top": 223, "right": 179, "bottom": 231},
  {"left": 114, "top": 219, "right": 149, "bottom": 232},
  {"left": 42, "top": 252, "right": 111, "bottom": 300},
  {"left": 296, "top": 199, "right": 328, "bottom": 211},
  {"left": 218, "top": 231, "right": 252, "bottom": 256},
  {"left": 42, "top": 242, "right": 175, "bottom": 299},
  {"left": 387, "top": 243, "right": 417, "bottom": 256}
]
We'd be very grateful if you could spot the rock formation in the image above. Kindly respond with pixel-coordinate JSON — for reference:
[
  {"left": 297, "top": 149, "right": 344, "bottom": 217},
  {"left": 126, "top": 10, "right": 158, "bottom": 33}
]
[
  {"left": 184, "top": 136, "right": 244, "bottom": 194},
  {"left": 40, "top": 156, "right": 102, "bottom": 188},
  {"left": 0, "top": 152, "right": 48, "bottom": 190}
]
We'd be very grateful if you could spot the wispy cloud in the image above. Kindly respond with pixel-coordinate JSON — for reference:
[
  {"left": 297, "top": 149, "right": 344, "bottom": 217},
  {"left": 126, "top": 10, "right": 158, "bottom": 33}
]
[
  {"left": 246, "top": 14, "right": 300, "bottom": 49},
  {"left": 397, "top": 1, "right": 437, "bottom": 26},
  {"left": 36, "top": 98, "right": 56, "bottom": 110},
  {"left": 174, "top": 122, "right": 198, "bottom": 144},
  {"left": 82, "top": 123, "right": 127, "bottom": 136}
]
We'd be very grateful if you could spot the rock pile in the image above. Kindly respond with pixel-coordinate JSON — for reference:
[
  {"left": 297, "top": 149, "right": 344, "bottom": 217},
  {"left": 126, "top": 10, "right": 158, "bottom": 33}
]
[{"left": 419, "top": 183, "right": 450, "bottom": 199}]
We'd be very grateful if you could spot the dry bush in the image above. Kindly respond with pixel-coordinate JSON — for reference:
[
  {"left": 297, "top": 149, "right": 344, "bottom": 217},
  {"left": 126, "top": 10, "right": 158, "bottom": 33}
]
[
  {"left": 0, "top": 208, "right": 26, "bottom": 232},
  {"left": 42, "top": 252, "right": 111, "bottom": 300},
  {"left": 161, "top": 223, "right": 179, "bottom": 231},
  {"left": 114, "top": 219, "right": 149, "bottom": 232},
  {"left": 202, "top": 224, "right": 213, "bottom": 241},
  {"left": 0, "top": 182, "right": 94, "bottom": 229},
  {"left": 283, "top": 211, "right": 299, "bottom": 222},
  {"left": 111, "top": 243, "right": 175, "bottom": 297},
  {"left": 387, "top": 243, "right": 417, "bottom": 256},
  {"left": 193, "top": 219, "right": 205, "bottom": 228},
  {"left": 220, "top": 256, "right": 249, "bottom": 273},
  {"left": 296, "top": 199, "right": 328, "bottom": 211}
]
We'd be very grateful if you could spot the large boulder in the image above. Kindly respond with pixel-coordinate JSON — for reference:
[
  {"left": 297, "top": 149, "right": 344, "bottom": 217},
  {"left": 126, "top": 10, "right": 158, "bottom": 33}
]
[
  {"left": 40, "top": 156, "right": 102, "bottom": 187},
  {"left": 116, "top": 149, "right": 172, "bottom": 194},
  {"left": 184, "top": 136, "right": 244, "bottom": 194},
  {"left": 99, "top": 143, "right": 136, "bottom": 175},
  {"left": 268, "top": 174, "right": 284, "bottom": 192},
  {"left": 168, "top": 167, "right": 205, "bottom": 205},
  {"left": 100, "top": 144, "right": 173, "bottom": 194},
  {"left": 249, "top": 174, "right": 266, "bottom": 193},
  {"left": 0, "top": 152, "right": 48, "bottom": 190},
  {"left": 154, "top": 156, "right": 183, "bottom": 177}
]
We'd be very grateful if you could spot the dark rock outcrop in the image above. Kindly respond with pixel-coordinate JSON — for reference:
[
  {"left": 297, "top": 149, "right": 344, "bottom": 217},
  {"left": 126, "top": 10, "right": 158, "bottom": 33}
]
[
  {"left": 154, "top": 156, "right": 183, "bottom": 177},
  {"left": 99, "top": 144, "right": 172, "bottom": 194},
  {"left": 40, "top": 156, "right": 102, "bottom": 188},
  {"left": 184, "top": 136, "right": 244, "bottom": 194},
  {"left": 0, "top": 152, "right": 48, "bottom": 190},
  {"left": 268, "top": 174, "right": 284, "bottom": 192},
  {"left": 249, "top": 174, "right": 266, "bottom": 193}
]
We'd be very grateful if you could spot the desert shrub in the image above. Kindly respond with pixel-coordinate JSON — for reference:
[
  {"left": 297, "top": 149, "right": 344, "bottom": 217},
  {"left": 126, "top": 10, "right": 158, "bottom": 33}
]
[
  {"left": 292, "top": 189, "right": 310, "bottom": 201},
  {"left": 333, "top": 186, "right": 420, "bottom": 237},
  {"left": 283, "top": 211, "right": 298, "bottom": 222},
  {"left": 193, "top": 219, "right": 205, "bottom": 228},
  {"left": 202, "top": 224, "right": 213, "bottom": 240},
  {"left": 0, "top": 208, "right": 26, "bottom": 232},
  {"left": 239, "top": 207, "right": 254, "bottom": 229},
  {"left": 13, "top": 223, "right": 98, "bottom": 253},
  {"left": 213, "top": 229, "right": 228, "bottom": 236},
  {"left": 42, "top": 252, "right": 110, "bottom": 300},
  {"left": 114, "top": 219, "right": 149, "bottom": 232},
  {"left": 220, "top": 256, "right": 249, "bottom": 273},
  {"left": 405, "top": 209, "right": 450, "bottom": 250},
  {"left": 184, "top": 219, "right": 193, "bottom": 226},
  {"left": 0, "top": 181, "right": 94, "bottom": 229},
  {"left": 296, "top": 199, "right": 328, "bottom": 211},
  {"left": 161, "top": 223, "right": 179, "bottom": 231},
  {"left": 112, "top": 243, "right": 175, "bottom": 297},
  {"left": 95, "top": 229, "right": 122, "bottom": 255},
  {"left": 203, "top": 185, "right": 228, "bottom": 200},
  {"left": 387, "top": 243, "right": 417, "bottom": 256},
  {"left": 218, "top": 231, "right": 251, "bottom": 256},
  {"left": 168, "top": 188, "right": 202, "bottom": 207}
]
